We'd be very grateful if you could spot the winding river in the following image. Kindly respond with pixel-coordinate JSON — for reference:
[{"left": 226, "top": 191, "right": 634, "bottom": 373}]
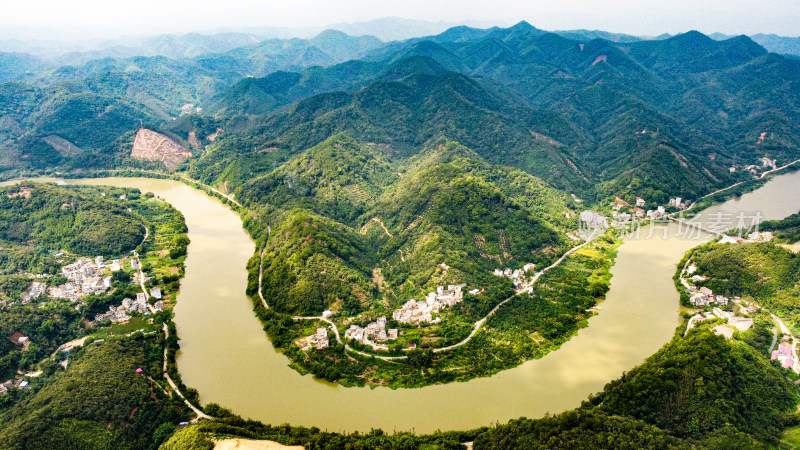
[{"left": 10, "top": 170, "right": 800, "bottom": 433}]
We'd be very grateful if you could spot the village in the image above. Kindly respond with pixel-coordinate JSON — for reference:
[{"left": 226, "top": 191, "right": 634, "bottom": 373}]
[
  {"left": 343, "top": 316, "right": 398, "bottom": 352},
  {"left": 678, "top": 253, "right": 800, "bottom": 374},
  {"left": 597, "top": 154, "right": 783, "bottom": 231},
  {"left": 18, "top": 255, "right": 132, "bottom": 305},
  {"left": 609, "top": 195, "right": 687, "bottom": 226},
  {"left": 298, "top": 284, "right": 481, "bottom": 352},
  {"left": 573, "top": 195, "right": 687, "bottom": 241},
  {"left": 15, "top": 253, "right": 164, "bottom": 325},
  {"left": 2, "top": 249, "right": 168, "bottom": 396},
  {"left": 298, "top": 267, "right": 548, "bottom": 353},
  {"left": 93, "top": 289, "right": 164, "bottom": 323},
  {"left": 493, "top": 264, "right": 537, "bottom": 291},
  {"left": 392, "top": 284, "right": 468, "bottom": 324},
  {"left": 737, "top": 155, "right": 778, "bottom": 176}
]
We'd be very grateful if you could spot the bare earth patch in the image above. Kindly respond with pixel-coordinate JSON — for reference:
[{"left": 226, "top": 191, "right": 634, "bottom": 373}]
[{"left": 131, "top": 129, "right": 192, "bottom": 169}]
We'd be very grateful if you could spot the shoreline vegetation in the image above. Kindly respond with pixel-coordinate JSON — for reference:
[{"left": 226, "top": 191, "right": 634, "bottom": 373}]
[
  {"left": 3, "top": 20, "right": 800, "bottom": 448},
  {"left": 6, "top": 158, "right": 798, "bottom": 391},
  {"left": 4, "top": 167, "right": 800, "bottom": 448},
  {"left": 3, "top": 142, "right": 624, "bottom": 389}
]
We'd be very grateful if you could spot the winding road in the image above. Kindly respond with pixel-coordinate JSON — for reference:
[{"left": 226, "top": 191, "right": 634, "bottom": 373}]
[
  {"left": 134, "top": 227, "right": 211, "bottom": 420},
  {"left": 677, "top": 158, "right": 800, "bottom": 214},
  {"left": 257, "top": 226, "right": 272, "bottom": 311},
  {"left": 290, "top": 238, "right": 595, "bottom": 361}
]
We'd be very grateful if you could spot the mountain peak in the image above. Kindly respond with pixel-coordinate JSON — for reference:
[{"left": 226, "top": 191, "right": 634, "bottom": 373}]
[
  {"left": 312, "top": 29, "right": 351, "bottom": 41},
  {"left": 674, "top": 30, "right": 713, "bottom": 44},
  {"left": 510, "top": 20, "right": 537, "bottom": 31}
]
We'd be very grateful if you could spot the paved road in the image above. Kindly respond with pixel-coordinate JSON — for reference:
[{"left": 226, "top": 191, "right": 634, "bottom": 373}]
[
  {"left": 135, "top": 226, "right": 211, "bottom": 420},
  {"left": 257, "top": 226, "right": 272, "bottom": 311},
  {"left": 770, "top": 313, "right": 800, "bottom": 374},
  {"left": 180, "top": 175, "right": 243, "bottom": 208},
  {"left": 432, "top": 239, "right": 594, "bottom": 353},
  {"left": 294, "top": 238, "right": 595, "bottom": 360},
  {"left": 675, "top": 158, "right": 800, "bottom": 215},
  {"left": 760, "top": 159, "right": 800, "bottom": 179},
  {"left": 293, "top": 315, "right": 407, "bottom": 361}
]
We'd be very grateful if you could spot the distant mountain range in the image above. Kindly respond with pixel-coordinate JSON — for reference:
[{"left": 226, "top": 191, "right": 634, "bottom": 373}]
[
  {"left": 192, "top": 22, "right": 798, "bottom": 201},
  {"left": 1, "top": 20, "right": 799, "bottom": 205},
  {"left": 1, "top": 17, "right": 798, "bottom": 66},
  {"left": 0, "top": 18, "right": 504, "bottom": 62}
]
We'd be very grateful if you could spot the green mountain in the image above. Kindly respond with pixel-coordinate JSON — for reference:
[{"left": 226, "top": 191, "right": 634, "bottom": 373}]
[
  {"left": 230, "top": 134, "right": 596, "bottom": 387},
  {"left": 624, "top": 32, "right": 767, "bottom": 74},
  {"left": 0, "top": 337, "right": 191, "bottom": 449},
  {"left": 3, "top": 23, "right": 799, "bottom": 203},
  {"left": 207, "top": 60, "right": 385, "bottom": 116},
  {"left": 196, "top": 30, "right": 384, "bottom": 79},
  {"left": 712, "top": 32, "right": 800, "bottom": 57},
  {"left": 595, "top": 330, "right": 797, "bottom": 443},
  {"left": 478, "top": 328, "right": 797, "bottom": 447},
  {"left": 202, "top": 25, "right": 800, "bottom": 201},
  {"left": 197, "top": 60, "right": 588, "bottom": 193},
  {"left": 0, "top": 53, "right": 49, "bottom": 83},
  {"left": 242, "top": 134, "right": 571, "bottom": 316},
  {"left": 0, "top": 86, "right": 156, "bottom": 173},
  {"left": 0, "top": 182, "right": 145, "bottom": 257},
  {"left": 236, "top": 133, "right": 396, "bottom": 225},
  {"left": 690, "top": 242, "right": 800, "bottom": 326}
]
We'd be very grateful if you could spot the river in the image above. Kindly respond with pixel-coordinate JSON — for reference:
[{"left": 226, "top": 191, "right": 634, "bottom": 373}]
[{"left": 7, "top": 170, "right": 800, "bottom": 433}]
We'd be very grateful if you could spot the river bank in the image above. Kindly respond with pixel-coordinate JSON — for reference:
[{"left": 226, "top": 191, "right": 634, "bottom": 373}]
[{"left": 6, "top": 170, "right": 798, "bottom": 433}]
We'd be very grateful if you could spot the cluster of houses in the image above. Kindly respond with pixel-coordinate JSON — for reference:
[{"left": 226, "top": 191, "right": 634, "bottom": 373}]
[
  {"left": 681, "top": 262, "right": 756, "bottom": 338},
  {"left": 0, "top": 378, "right": 30, "bottom": 395},
  {"left": 94, "top": 293, "right": 163, "bottom": 323},
  {"left": 689, "top": 287, "right": 733, "bottom": 308},
  {"left": 687, "top": 307, "right": 756, "bottom": 339},
  {"left": 718, "top": 231, "right": 774, "bottom": 245},
  {"left": 579, "top": 210, "right": 609, "bottom": 231},
  {"left": 736, "top": 156, "right": 778, "bottom": 176},
  {"left": 343, "top": 316, "right": 399, "bottom": 351},
  {"left": 19, "top": 281, "right": 47, "bottom": 304},
  {"left": 299, "top": 327, "right": 330, "bottom": 351},
  {"left": 667, "top": 197, "right": 686, "bottom": 208},
  {"left": 682, "top": 263, "right": 735, "bottom": 307},
  {"left": 47, "top": 257, "right": 115, "bottom": 302},
  {"left": 609, "top": 196, "right": 688, "bottom": 227},
  {"left": 392, "top": 285, "right": 466, "bottom": 324},
  {"left": 493, "top": 264, "right": 537, "bottom": 289},
  {"left": 15, "top": 255, "right": 144, "bottom": 306}
]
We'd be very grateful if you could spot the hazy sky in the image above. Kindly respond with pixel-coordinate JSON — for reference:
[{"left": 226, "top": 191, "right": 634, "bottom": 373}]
[{"left": 2, "top": 0, "right": 799, "bottom": 40}]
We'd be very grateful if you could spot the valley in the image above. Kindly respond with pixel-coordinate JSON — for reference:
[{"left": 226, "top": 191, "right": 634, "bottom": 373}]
[
  {"left": 6, "top": 165, "right": 794, "bottom": 441},
  {"left": 2, "top": 16, "right": 800, "bottom": 448}
]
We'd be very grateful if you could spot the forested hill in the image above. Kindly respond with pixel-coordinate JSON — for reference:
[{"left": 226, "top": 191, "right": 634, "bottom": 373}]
[
  {"left": 237, "top": 135, "right": 589, "bottom": 387},
  {"left": 0, "top": 182, "right": 145, "bottom": 257},
  {"left": 193, "top": 65, "right": 589, "bottom": 192},
  {"left": 200, "top": 24, "right": 798, "bottom": 201},
  {"left": 237, "top": 134, "right": 572, "bottom": 316}
]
